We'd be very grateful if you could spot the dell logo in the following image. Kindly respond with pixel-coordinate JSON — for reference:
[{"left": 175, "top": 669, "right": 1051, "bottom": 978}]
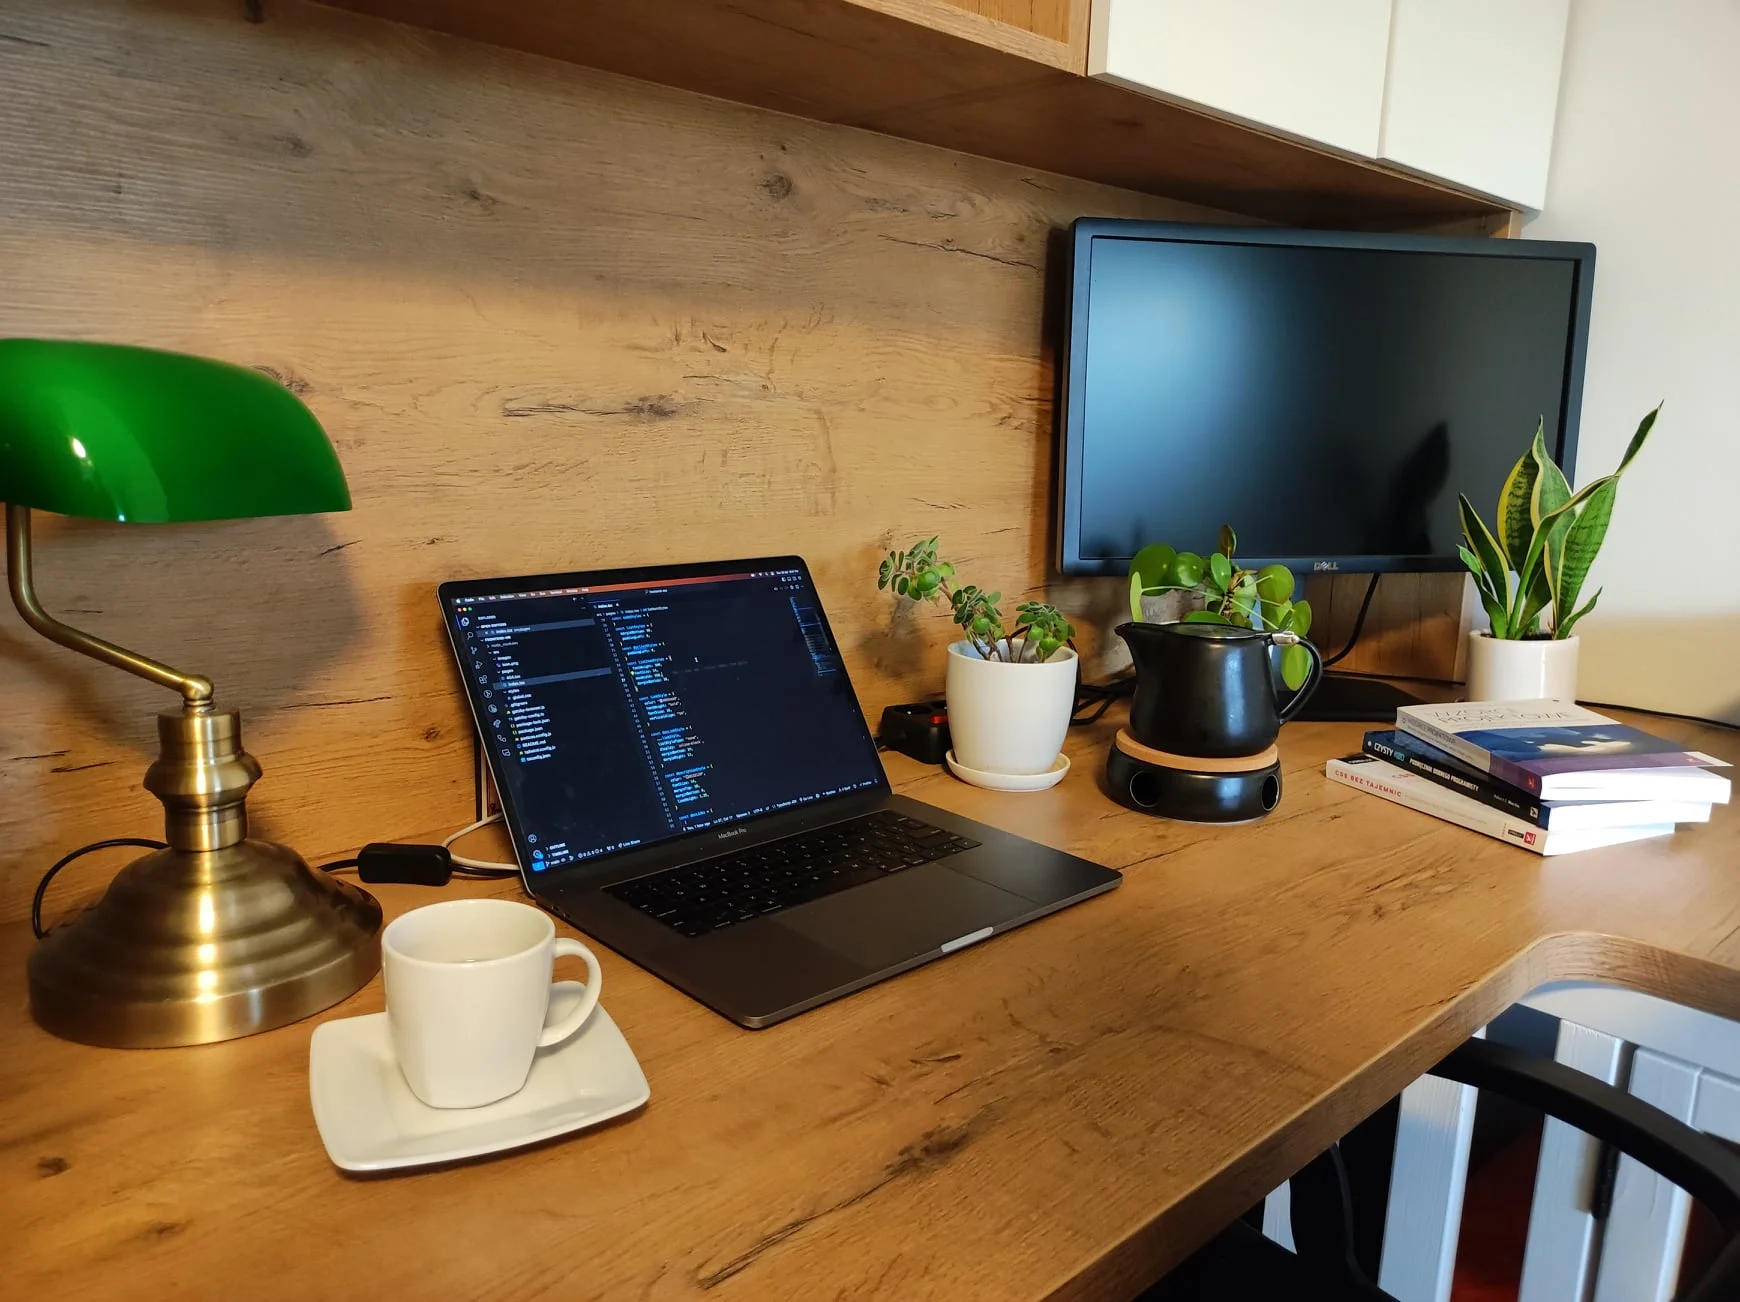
[
  {"left": 1313, "top": 560, "right": 1340, "bottom": 572},
  {"left": 717, "top": 826, "right": 749, "bottom": 839}
]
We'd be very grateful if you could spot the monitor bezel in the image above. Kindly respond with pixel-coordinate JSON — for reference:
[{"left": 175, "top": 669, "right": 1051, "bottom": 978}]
[{"left": 1055, "top": 218, "right": 1597, "bottom": 577}]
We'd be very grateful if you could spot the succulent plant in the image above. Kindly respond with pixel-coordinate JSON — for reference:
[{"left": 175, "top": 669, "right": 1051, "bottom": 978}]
[{"left": 879, "top": 537, "right": 1075, "bottom": 663}]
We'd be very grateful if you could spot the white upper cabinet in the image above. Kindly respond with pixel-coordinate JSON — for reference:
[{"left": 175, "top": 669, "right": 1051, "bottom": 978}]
[
  {"left": 1088, "top": 0, "right": 1394, "bottom": 159},
  {"left": 1379, "top": 0, "right": 1572, "bottom": 210},
  {"left": 1088, "top": 0, "right": 1572, "bottom": 211}
]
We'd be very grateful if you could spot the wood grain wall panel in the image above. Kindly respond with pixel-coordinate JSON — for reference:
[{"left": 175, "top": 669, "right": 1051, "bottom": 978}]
[
  {"left": 936, "top": 0, "right": 1080, "bottom": 45},
  {"left": 0, "top": 0, "right": 1230, "bottom": 921},
  {"left": 1305, "top": 572, "right": 1470, "bottom": 682}
]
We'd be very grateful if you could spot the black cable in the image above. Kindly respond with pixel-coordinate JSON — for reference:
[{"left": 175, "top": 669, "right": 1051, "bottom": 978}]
[
  {"left": 1071, "top": 692, "right": 1121, "bottom": 726},
  {"left": 1321, "top": 573, "right": 1381, "bottom": 670},
  {"left": 1071, "top": 672, "right": 1135, "bottom": 726},
  {"left": 32, "top": 838, "right": 167, "bottom": 940},
  {"left": 319, "top": 845, "right": 518, "bottom": 883}
]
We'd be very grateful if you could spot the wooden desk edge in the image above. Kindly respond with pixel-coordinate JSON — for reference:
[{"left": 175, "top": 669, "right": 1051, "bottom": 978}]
[{"left": 1057, "top": 929, "right": 1740, "bottom": 1301}]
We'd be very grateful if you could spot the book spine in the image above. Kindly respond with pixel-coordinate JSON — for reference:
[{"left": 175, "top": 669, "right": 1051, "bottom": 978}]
[
  {"left": 1326, "top": 759, "right": 1549, "bottom": 854},
  {"left": 1364, "top": 736, "right": 1545, "bottom": 826},
  {"left": 1396, "top": 713, "right": 1544, "bottom": 796}
]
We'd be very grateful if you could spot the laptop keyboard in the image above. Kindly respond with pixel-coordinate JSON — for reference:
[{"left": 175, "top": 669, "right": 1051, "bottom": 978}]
[{"left": 608, "top": 810, "right": 981, "bottom": 938}]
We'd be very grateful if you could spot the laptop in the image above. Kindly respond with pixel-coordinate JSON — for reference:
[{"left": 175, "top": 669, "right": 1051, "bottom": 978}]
[{"left": 438, "top": 556, "right": 1120, "bottom": 1028}]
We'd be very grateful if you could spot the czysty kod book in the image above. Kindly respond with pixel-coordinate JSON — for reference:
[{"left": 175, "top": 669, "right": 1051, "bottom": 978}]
[
  {"left": 1394, "top": 701, "right": 1731, "bottom": 803},
  {"left": 1326, "top": 754, "right": 1675, "bottom": 856},
  {"left": 1363, "top": 730, "right": 1713, "bottom": 831}
]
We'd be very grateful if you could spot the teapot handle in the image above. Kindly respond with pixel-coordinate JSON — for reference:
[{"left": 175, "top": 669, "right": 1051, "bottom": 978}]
[{"left": 1272, "top": 633, "right": 1325, "bottom": 723}]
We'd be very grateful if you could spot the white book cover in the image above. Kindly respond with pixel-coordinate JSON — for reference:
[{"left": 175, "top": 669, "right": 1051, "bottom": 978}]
[
  {"left": 1395, "top": 700, "right": 1731, "bottom": 803},
  {"left": 1326, "top": 754, "right": 1676, "bottom": 856}
]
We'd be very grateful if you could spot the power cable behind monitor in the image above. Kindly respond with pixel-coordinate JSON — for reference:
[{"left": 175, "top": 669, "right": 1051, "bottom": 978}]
[{"left": 1291, "top": 575, "right": 1429, "bottom": 722}]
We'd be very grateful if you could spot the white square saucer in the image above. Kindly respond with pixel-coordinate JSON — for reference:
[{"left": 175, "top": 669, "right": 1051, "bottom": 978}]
[{"left": 309, "top": 983, "right": 650, "bottom": 1172}]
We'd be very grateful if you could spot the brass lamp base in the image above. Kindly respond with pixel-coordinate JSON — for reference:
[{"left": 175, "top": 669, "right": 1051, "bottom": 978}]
[
  {"left": 27, "top": 839, "right": 381, "bottom": 1048},
  {"left": 8, "top": 505, "right": 380, "bottom": 1047},
  {"left": 26, "top": 706, "right": 381, "bottom": 1048}
]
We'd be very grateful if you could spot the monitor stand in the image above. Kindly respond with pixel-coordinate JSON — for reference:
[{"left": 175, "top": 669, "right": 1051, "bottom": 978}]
[{"left": 1294, "top": 672, "right": 1426, "bottom": 723}]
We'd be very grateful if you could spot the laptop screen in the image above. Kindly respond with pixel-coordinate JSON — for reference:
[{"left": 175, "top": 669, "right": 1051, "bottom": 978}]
[{"left": 442, "top": 560, "right": 886, "bottom": 874}]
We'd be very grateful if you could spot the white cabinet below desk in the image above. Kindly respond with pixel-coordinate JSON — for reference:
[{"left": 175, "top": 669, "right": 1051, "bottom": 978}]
[{"left": 1087, "top": 0, "right": 1393, "bottom": 158}]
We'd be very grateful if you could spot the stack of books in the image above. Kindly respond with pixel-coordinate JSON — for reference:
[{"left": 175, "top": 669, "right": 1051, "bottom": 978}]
[{"left": 1327, "top": 701, "right": 1731, "bottom": 855}]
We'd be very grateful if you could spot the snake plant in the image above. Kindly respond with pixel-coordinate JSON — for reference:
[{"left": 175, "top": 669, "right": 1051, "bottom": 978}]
[{"left": 1458, "top": 407, "right": 1660, "bottom": 640}]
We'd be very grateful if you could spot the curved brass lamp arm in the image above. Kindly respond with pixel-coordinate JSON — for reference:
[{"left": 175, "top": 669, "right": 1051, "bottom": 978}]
[{"left": 6, "top": 504, "right": 214, "bottom": 708}]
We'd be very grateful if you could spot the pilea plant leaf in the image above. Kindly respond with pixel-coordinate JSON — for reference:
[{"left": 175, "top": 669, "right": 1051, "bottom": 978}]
[
  {"left": 1255, "top": 564, "right": 1293, "bottom": 605},
  {"left": 1280, "top": 643, "right": 1311, "bottom": 691},
  {"left": 1127, "top": 527, "right": 1316, "bottom": 665}
]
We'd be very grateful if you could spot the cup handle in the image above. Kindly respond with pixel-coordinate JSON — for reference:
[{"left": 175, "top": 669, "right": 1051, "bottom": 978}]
[{"left": 538, "top": 937, "right": 602, "bottom": 1048}]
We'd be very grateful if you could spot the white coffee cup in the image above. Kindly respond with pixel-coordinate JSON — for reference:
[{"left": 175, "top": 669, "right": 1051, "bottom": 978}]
[{"left": 382, "top": 898, "right": 602, "bottom": 1109}]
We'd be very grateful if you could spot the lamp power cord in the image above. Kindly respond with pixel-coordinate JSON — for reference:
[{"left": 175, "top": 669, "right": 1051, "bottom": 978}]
[
  {"left": 313, "top": 811, "right": 518, "bottom": 882},
  {"left": 30, "top": 838, "right": 168, "bottom": 940},
  {"left": 31, "top": 816, "right": 520, "bottom": 938}
]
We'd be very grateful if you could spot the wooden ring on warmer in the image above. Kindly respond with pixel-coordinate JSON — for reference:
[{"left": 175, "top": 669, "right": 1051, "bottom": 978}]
[{"left": 1113, "top": 729, "right": 1279, "bottom": 773}]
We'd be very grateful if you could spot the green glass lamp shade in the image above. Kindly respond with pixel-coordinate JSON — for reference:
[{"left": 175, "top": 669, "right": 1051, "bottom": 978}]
[{"left": 0, "top": 339, "right": 349, "bottom": 521}]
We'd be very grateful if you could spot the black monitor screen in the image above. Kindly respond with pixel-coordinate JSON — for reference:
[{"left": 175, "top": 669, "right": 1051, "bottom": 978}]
[
  {"left": 444, "top": 563, "right": 885, "bottom": 874},
  {"left": 1059, "top": 223, "right": 1594, "bottom": 574}
]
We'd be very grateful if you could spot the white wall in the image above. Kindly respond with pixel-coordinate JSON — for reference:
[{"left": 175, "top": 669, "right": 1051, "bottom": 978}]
[{"left": 1523, "top": 0, "right": 1740, "bottom": 723}]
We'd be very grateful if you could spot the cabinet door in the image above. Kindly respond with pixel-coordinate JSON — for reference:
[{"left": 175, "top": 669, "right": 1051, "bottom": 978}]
[
  {"left": 1379, "top": 0, "right": 1570, "bottom": 209},
  {"left": 1088, "top": 0, "right": 1392, "bottom": 157}
]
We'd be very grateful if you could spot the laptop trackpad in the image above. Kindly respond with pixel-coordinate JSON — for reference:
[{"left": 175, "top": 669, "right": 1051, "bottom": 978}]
[{"left": 775, "top": 865, "right": 1031, "bottom": 970}]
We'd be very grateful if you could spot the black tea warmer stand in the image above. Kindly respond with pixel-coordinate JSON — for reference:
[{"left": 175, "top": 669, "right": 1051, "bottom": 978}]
[{"left": 1106, "top": 622, "right": 1324, "bottom": 822}]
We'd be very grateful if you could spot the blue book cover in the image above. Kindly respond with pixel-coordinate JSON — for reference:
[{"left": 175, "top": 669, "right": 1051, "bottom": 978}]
[{"left": 1395, "top": 701, "right": 1727, "bottom": 798}]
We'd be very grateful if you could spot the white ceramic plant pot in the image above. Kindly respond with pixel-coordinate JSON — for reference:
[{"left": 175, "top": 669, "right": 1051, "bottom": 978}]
[
  {"left": 1465, "top": 632, "right": 1580, "bottom": 703},
  {"left": 945, "top": 641, "right": 1078, "bottom": 776}
]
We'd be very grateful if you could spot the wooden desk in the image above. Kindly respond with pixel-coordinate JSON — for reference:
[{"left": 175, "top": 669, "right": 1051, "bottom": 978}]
[{"left": 5, "top": 711, "right": 1739, "bottom": 1301}]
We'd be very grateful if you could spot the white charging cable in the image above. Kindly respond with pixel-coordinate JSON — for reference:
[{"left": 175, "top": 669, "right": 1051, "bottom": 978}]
[{"left": 442, "top": 812, "right": 519, "bottom": 875}]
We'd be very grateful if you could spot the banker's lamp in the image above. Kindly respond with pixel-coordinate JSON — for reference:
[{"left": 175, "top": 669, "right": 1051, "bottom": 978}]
[{"left": 0, "top": 339, "right": 381, "bottom": 1048}]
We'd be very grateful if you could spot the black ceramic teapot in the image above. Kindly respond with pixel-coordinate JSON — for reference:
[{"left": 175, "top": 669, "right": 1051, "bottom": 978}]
[{"left": 1115, "top": 621, "right": 1324, "bottom": 759}]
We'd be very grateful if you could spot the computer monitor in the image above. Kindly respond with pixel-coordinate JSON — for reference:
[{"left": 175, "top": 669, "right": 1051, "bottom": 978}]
[{"left": 1055, "top": 219, "right": 1596, "bottom": 577}]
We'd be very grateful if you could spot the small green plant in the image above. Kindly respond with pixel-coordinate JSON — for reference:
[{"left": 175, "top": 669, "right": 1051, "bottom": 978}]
[
  {"left": 1458, "top": 407, "right": 1659, "bottom": 640},
  {"left": 1128, "top": 525, "right": 1315, "bottom": 689},
  {"left": 878, "top": 537, "right": 1075, "bottom": 663}
]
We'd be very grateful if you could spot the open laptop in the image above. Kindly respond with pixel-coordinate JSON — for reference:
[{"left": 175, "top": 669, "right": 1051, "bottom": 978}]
[{"left": 438, "top": 556, "right": 1119, "bottom": 1028}]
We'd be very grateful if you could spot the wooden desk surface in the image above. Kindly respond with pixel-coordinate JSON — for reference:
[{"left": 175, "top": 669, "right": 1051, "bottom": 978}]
[{"left": 6, "top": 711, "right": 1740, "bottom": 1301}]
